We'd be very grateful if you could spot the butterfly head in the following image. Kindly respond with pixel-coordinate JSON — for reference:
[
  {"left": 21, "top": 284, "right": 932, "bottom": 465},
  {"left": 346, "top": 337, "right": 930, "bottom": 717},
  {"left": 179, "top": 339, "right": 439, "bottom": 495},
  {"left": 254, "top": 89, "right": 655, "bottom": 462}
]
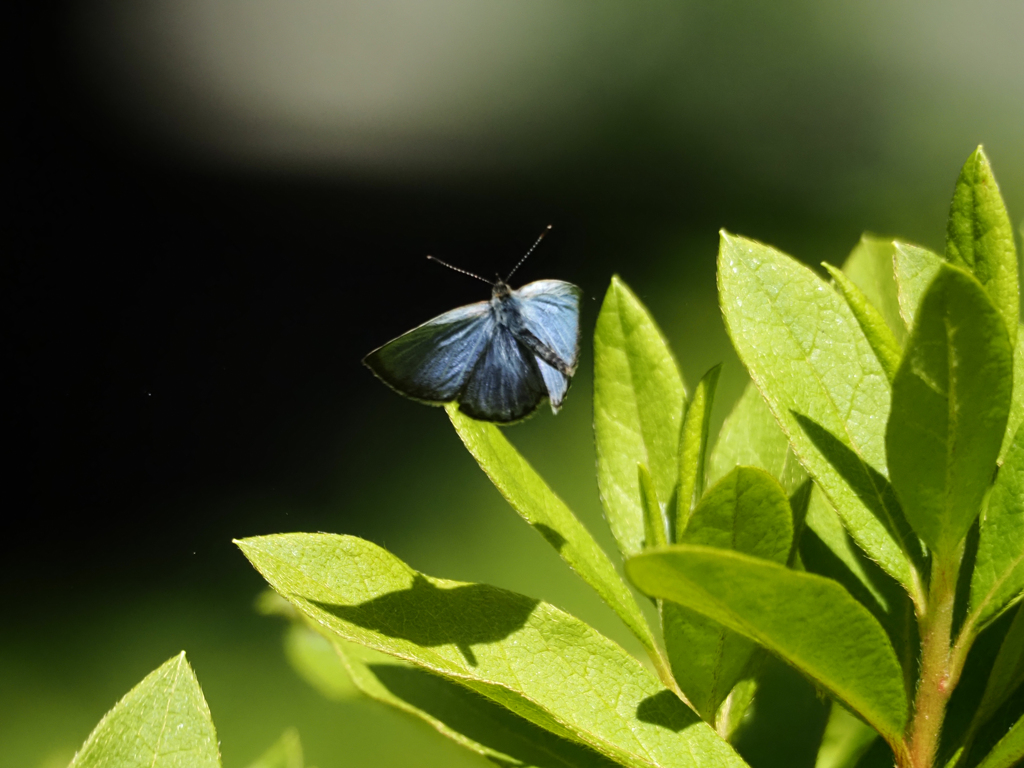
[{"left": 492, "top": 279, "right": 513, "bottom": 300}]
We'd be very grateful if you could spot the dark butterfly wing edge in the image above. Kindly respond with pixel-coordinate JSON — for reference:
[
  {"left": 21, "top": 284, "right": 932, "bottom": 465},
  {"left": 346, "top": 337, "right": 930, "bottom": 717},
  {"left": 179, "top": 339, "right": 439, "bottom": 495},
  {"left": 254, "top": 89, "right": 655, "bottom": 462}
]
[{"left": 363, "top": 301, "right": 493, "bottom": 405}]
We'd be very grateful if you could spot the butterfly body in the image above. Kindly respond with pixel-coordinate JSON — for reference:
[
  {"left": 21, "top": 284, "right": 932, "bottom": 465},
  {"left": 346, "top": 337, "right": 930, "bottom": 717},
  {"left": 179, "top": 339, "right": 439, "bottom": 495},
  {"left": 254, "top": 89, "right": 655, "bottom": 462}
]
[{"left": 364, "top": 278, "right": 581, "bottom": 424}]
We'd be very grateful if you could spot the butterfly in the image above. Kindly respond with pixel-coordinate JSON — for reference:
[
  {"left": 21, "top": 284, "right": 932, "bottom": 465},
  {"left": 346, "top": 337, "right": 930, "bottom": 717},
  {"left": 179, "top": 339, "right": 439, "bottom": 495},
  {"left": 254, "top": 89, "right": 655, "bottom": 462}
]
[{"left": 364, "top": 226, "right": 581, "bottom": 424}]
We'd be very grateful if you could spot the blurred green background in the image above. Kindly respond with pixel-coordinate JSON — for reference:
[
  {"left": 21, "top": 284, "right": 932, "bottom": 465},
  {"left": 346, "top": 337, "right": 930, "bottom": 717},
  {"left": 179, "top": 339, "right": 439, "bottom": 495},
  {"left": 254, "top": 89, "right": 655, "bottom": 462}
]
[{"left": 6, "top": 1, "right": 1022, "bottom": 767}]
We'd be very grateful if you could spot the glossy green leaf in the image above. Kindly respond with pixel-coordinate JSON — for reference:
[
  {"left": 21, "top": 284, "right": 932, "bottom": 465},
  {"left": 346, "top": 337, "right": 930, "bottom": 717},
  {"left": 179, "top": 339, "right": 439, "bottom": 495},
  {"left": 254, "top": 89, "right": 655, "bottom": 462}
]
[
  {"left": 974, "top": 712, "right": 1024, "bottom": 768},
  {"left": 639, "top": 464, "right": 667, "bottom": 548},
  {"left": 718, "top": 232, "right": 920, "bottom": 598},
  {"left": 841, "top": 234, "right": 907, "bottom": 343},
  {"left": 887, "top": 265, "right": 1014, "bottom": 557},
  {"left": 595, "top": 276, "right": 687, "bottom": 557},
  {"left": 238, "top": 533, "right": 748, "bottom": 768},
  {"left": 68, "top": 653, "right": 220, "bottom": 768},
  {"left": 971, "top": 604, "right": 1024, "bottom": 736},
  {"left": 447, "top": 405, "right": 659, "bottom": 659},
  {"left": 894, "top": 241, "right": 943, "bottom": 329},
  {"left": 707, "top": 382, "right": 806, "bottom": 496},
  {"left": 677, "top": 364, "right": 722, "bottom": 533},
  {"left": 244, "top": 729, "right": 303, "bottom": 768},
  {"left": 1003, "top": 328, "right": 1024, "bottom": 463},
  {"left": 823, "top": 263, "right": 902, "bottom": 383},
  {"left": 334, "top": 638, "right": 618, "bottom": 768},
  {"left": 662, "top": 468, "right": 792, "bottom": 725},
  {"left": 627, "top": 545, "right": 908, "bottom": 743},
  {"left": 945, "top": 146, "right": 1019, "bottom": 351},
  {"left": 970, "top": 427, "right": 1024, "bottom": 629},
  {"left": 814, "top": 703, "right": 879, "bottom": 768}
]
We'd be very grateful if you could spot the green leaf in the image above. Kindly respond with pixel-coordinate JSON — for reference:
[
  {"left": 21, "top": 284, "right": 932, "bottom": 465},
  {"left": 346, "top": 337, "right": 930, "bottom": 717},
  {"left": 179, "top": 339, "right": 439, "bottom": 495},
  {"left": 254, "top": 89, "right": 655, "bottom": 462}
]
[
  {"left": 945, "top": 146, "right": 1019, "bottom": 351},
  {"left": 707, "top": 382, "right": 807, "bottom": 496},
  {"left": 595, "top": 276, "right": 687, "bottom": 557},
  {"left": 814, "top": 703, "right": 879, "bottom": 768},
  {"left": 640, "top": 464, "right": 667, "bottom": 548},
  {"left": 841, "top": 234, "right": 908, "bottom": 344},
  {"left": 974, "top": 712, "right": 1024, "bottom": 768},
  {"left": 677, "top": 364, "right": 722, "bottom": 533},
  {"left": 237, "top": 533, "right": 749, "bottom": 768},
  {"left": 447, "top": 405, "right": 660, "bottom": 660},
  {"left": 801, "top": 488, "right": 918, "bottom": 698},
  {"left": 823, "top": 263, "right": 902, "bottom": 383},
  {"left": 334, "top": 638, "right": 618, "bottom": 768},
  {"left": 716, "top": 677, "right": 758, "bottom": 742},
  {"left": 68, "top": 653, "right": 220, "bottom": 768},
  {"left": 627, "top": 545, "right": 909, "bottom": 744},
  {"left": 971, "top": 604, "right": 1024, "bottom": 736},
  {"left": 678, "top": 468, "right": 794, "bottom": 560},
  {"left": 787, "top": 479, "right": 813, "bottom": 567},
  {"left": 886, "top": 265, "right": 1014, "bottom": 557},
  {"left": 718, "top": 232, "right": 920, "bottom": 598},
  {"left": 662, "top": 468, "right": 793, "bottom": 726},
  {"left": 244, "top": 729, "right": 303, "bottom": 768},
  {"left": 969, "top": 427, "right": 1024, "bottom": 629},
  {"left": 1003, "top": 328, "right": 1024, "bottom": 464},
  {"left": 894, "top": 241, "right": 943, "bottom": 329},
  {"left": 802, "top": 487, "right": 889, "bottom": 612}
]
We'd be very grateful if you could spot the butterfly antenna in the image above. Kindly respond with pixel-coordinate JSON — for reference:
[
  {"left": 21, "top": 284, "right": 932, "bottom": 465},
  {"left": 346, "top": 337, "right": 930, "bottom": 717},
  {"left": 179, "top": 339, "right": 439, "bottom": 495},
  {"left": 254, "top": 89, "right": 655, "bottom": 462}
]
[
  {"left": 505, "top": 224, "right": 552, "bottom": 282},
  {"left": 426, "top": 255, "right": 493, "bottom": 285}
]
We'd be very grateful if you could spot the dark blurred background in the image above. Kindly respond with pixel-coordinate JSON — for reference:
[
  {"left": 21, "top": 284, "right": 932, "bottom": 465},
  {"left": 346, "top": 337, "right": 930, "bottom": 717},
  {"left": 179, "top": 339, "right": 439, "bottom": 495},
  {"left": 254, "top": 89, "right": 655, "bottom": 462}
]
[{"left": 6, "top": 2, "right": 1023, "bottom": 767}]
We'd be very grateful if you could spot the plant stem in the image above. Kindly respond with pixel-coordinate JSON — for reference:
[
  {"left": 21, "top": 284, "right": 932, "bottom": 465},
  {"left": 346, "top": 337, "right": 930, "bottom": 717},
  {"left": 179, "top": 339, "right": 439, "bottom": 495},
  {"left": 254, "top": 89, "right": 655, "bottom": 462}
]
[
  {"left": 946, "top": 613, "right": 978, "bottom": 694},
  {"left": 906, "top": 554, "right": 961, "bottom": 768}
]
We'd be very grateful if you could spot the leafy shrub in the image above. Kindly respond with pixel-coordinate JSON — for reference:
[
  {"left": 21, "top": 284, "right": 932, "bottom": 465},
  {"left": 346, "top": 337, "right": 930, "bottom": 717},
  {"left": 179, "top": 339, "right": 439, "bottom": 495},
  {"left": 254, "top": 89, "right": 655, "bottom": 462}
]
[{"left": 72, "top": 147, "right": 1022, "bottom": 768}]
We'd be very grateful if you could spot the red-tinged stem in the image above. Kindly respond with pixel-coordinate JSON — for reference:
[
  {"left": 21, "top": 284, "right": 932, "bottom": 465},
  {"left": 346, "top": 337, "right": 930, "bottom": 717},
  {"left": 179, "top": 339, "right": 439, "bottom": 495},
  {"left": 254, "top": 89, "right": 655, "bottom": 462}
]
[{"left": 904, "top": 554, "right": 961, "bottom": 768}]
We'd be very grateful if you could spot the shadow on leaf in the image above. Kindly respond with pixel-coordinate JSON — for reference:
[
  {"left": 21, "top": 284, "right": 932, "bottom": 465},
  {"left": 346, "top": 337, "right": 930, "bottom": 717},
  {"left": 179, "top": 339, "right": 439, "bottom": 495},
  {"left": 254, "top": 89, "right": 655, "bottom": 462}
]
[
  {"left": 800, "top": 526, "right": 919, "bottom": 697},
  {"left": 533, "top": 523, "right": 568, "bottom": 552},
  {"left": 635, "top": 690, "right": 699, "bottom": 732},
  {"left": 312, "top": 575, "right": 539, "bottom": 666},
  {"left": 788, "top": 480, "right": 813, "bottom": 565},
  {"left": 791, "top": 412, "right": 919, "bottom": 561},
  {"left": 369, "top": 664, "right": 618, "bottom": 767}
]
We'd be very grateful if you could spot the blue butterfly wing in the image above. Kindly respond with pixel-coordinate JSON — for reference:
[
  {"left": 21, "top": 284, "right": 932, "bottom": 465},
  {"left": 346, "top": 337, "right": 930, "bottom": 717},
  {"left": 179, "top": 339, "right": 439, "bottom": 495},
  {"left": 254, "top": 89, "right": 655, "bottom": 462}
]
[
  {"left": 512, "top": 280, "right": 582, "bottom": 371},
  {"left": 510, "top": 280, "right": 581, "bottom": 409},
  {"left": 535, "top": 359, "right": 570, "bottom": 412},
  {"left": 363, "top": 302, "right": 494, "bottom": 403},
  {"left": 458, "top": 324, "right": 547, "bottom": 423}
]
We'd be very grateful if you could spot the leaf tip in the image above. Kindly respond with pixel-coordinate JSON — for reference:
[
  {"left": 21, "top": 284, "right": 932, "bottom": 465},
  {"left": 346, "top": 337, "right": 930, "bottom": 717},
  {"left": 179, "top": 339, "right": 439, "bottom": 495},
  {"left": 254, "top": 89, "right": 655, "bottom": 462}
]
[
  {"left": 959, "top": 144, "right": 994, "bottom": 182},
  {"left": 608, "top": 274, "right": 631, "bottom": 301},
  {"left": 233, "top": 536, "right": 266, "bottom": 562},
  {"left": 160, "top": 650, "right": 194, "bottom": 681}
]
